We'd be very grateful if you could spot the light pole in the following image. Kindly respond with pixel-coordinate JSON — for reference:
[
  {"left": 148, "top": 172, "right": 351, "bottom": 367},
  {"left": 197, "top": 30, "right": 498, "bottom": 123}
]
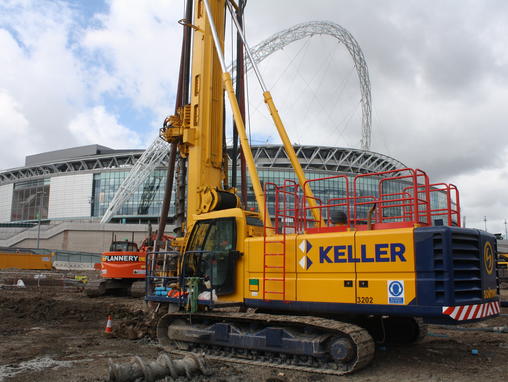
[
  {"left": 483, "top": 216, "right": 487, "bottom": 232},
  {"left": 505, "top": 219, "right": 507, "bottom": 240},
  {"left": 36, "top": 189, "right": 45, "bottom": 249}
]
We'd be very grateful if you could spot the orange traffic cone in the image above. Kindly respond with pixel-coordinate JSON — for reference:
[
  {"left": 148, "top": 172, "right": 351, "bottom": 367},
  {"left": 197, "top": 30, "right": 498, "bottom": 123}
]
[{"left": 104, "top": 315, "right": 113, "bottom": 334}]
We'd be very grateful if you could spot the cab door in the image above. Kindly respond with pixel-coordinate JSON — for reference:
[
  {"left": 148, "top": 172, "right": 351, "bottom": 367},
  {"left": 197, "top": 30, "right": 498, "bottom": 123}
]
[{"left": 184, "top": 217, "right": 239, "bottom": 295}]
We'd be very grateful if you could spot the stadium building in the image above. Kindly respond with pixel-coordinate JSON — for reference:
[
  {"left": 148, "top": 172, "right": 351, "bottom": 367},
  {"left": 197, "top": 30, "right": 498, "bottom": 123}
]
[{"left": 0, "top": 144, "right": 409, "bottom": 252}]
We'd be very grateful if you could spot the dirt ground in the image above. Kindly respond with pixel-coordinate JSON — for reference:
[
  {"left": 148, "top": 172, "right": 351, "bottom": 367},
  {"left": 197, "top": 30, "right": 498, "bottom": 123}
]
[{"left": 0, "top": 275, "right": 507, "bottom": 382}]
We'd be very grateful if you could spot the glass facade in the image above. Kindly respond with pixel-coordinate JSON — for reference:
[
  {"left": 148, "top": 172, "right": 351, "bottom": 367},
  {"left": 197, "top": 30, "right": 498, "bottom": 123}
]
[
  {"left": 5, "top": 161, "right": 450, "bottom": 226},
  {"left": 91, "top": 167, "right": 356, "bottom": 222},
  {"left": 11, "top": 179, "right": 50, "bottom": 221},
  {"left": 234, "top": 168, "right": 349, "bottom": 209},
  {"left": 91, "top": 170, "right": 168, "bottom": 220}
]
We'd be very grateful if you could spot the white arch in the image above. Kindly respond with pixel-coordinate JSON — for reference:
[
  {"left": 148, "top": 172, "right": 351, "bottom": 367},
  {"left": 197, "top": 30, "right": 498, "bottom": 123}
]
[{"left": 231, "top": 21, "right": 372, "bottom": 150}]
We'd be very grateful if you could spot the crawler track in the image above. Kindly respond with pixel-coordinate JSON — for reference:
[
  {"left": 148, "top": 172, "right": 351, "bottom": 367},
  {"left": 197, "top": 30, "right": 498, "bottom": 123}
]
[
  {"left": 84, "top": 279, "right": 145, "bottom": 297},
  {"left": 129, "top": 280, "right": 146, "bottom": 298},
  {"left": 157, "top": 311, "right": 375, "bottom": 376}
]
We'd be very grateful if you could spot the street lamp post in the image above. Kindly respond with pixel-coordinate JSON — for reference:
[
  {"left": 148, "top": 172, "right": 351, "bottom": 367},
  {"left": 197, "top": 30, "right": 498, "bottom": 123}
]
[
  {"left": 36, "top": 189, "right": 45, "bottom": 249},
  {"left": 36, "top": 211, "right": 41, "bottom": 249}
]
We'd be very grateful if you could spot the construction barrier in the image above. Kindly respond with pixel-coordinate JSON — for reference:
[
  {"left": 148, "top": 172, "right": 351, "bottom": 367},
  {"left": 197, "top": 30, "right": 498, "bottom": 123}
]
[
  {"left": 52, "top": 261, "right": 99, "bottom": 271},
  {"left": 0, "top": 252, "right": 52, "bottom": 270}
]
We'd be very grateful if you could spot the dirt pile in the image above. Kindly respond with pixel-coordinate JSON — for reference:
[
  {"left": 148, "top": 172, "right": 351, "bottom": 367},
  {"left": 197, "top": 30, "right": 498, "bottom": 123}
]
[
  {"left": 2, "top": 295, "right": 96, "bottom": 322},
  {"left": 0, "top": 289, "right": 161, "bottom": 343},
  {"left": 115, "top": 310, "right": 158, "bottom": 340},
  {"left": 0, "top": 292, "right": 140, "bottom": 322}
]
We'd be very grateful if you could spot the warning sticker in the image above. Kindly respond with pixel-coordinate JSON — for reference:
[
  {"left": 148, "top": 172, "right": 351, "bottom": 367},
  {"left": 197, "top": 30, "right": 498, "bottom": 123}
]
[{"left": 387, "top": 280, "right": 405, "bottom": 304}]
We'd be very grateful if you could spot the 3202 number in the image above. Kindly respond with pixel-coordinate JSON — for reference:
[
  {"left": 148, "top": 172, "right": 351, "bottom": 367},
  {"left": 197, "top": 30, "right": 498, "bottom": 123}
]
[{"left": 356, "top": 296, "right": 373, "bottom": 304}]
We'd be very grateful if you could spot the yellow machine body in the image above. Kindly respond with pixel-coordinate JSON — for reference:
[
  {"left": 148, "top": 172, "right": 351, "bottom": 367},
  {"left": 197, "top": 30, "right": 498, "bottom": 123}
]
[
  {"left": 244, "top": 228, "right": 416, "bottom": 305},
  {"left": 189, "top": 210, "right": 417, "bottom": 307},
  {"left": 180, "top": 208, "right": 498, "bottom": 325}
]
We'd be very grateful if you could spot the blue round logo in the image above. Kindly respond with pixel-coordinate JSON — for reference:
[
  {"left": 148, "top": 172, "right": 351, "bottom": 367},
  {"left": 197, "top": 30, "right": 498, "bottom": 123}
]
[{"left": 389, "top": 281, "right": 403, "bottom": 296}]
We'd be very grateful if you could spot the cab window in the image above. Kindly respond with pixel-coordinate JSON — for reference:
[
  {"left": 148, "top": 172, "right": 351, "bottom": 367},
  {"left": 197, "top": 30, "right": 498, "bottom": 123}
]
[
  {"left": 184, "top": 218, "right": 237, "bottom": 295},
  {"left": 187, "top": 219, "right": 235, "bottom": 252},
  {"left": 110, "top": 241, "right": 138, "bottom": 252}
]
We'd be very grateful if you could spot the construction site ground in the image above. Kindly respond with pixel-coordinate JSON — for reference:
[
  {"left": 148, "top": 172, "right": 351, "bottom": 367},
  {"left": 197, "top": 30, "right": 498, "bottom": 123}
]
[{"left": 0, "top": 272, "right": 507, "bottom": 382}]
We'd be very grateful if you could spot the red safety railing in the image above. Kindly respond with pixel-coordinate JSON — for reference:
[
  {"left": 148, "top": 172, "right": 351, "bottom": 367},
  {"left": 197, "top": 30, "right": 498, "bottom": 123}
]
[
  {"left": 353, "top": 168, "right": 431, "bottom": 228},
  {"left": 403, "top": 182, "right": 461, "bottom": 227},
  {"left": 301, "top": 175, "right": 350, "bottom": 231},
  {"left": 262, "top": 168, "right": 461, "bottom": 234}
]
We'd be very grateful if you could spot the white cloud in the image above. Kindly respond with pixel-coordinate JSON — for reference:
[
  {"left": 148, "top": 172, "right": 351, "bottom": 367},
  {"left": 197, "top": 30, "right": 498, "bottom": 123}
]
[
  {"left": 0, "top": 1, "right": 87, "bottom": 162},
  {"left": 83, "top": 0, "right": 182, "bottom": 119},
  {"left": 0, "top": 90, "right": 36, "bottom": 169},
  {"left": 68, "top": 106, "right": 141, "bottom": 148},
  {"left": 0, "top": 0, "right": 174, "bottom": 174},
  {"left": 450, "top": 150, "right": 508, "bottom": 234}
]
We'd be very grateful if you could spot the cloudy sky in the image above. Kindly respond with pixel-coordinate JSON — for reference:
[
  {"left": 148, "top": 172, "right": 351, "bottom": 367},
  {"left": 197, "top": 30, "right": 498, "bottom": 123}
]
[{"left": 0, "top": 0, "right": 507, "bottom": 233}]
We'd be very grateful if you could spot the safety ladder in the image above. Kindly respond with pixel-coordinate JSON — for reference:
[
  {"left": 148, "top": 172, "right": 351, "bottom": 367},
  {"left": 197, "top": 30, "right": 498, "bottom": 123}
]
[{"left": 262, "top": 181, "right": 300, "bottom": 301}]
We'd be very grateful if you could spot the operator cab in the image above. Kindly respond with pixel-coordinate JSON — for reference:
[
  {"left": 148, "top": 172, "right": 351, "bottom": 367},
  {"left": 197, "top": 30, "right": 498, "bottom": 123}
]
[
  {"left": 182, "top": 216, "right": 239, "bottom": 295},
  {"left": 109, "top": 241, "right": 139, "bottom": 252}
]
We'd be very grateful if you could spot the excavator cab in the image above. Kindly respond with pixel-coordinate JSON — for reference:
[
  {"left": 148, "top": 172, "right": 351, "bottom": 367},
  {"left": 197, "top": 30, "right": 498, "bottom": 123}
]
[{"left": 109, "top": 240, "right": 139, "bottom": 252}]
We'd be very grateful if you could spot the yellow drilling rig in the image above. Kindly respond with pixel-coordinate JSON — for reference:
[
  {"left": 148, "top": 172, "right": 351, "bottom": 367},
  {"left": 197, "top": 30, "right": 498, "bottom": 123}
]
[{"left": 145, "top": 0, "right": 500, "bottom": 375}]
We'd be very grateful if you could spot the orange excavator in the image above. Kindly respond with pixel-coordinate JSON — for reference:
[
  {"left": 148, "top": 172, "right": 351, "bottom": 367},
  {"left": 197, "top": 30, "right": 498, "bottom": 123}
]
[{"left": 85, "top": 231, "right": 173, "bottom": 297}]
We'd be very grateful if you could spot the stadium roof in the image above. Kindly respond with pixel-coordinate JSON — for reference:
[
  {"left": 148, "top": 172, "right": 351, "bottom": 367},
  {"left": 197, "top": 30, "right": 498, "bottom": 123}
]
[{"left": 0, "top": 144, "right": 406, "bottom": 186}]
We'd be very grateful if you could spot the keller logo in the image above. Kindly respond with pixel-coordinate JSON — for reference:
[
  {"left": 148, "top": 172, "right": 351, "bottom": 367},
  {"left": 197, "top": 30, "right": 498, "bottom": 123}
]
[
  {"left": 298, "top": 240, "right": 313, "bottom": 270},
  {"left": 318, "top": 243, "right": 406, "bottom": 264},
  {"left": 299, "top": 255, "right": 313, "bottom": 270},
  {"left": 299, "top": 239, "right": 312, "bottom": 254}
]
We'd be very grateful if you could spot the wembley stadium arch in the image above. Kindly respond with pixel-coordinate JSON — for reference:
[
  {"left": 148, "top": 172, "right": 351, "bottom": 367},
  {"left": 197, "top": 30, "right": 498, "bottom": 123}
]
[{"left": 231, "top": 20, "right": 372, "bottom": 150}]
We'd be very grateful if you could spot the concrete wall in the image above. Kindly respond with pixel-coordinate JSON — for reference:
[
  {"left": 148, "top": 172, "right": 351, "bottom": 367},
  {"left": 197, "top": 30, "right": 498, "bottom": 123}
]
[
  {"left": 48, "top": 174, "right": 93, "bottom": 219},
  {"left": 0, "top": 183, "right": 13, "bottom": 223},
  {"left": 15, "top": 230, "right": 149, "bottom": 253},
  {"left": 10, "top": 222, "right": 156, "bottom": 253}
]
